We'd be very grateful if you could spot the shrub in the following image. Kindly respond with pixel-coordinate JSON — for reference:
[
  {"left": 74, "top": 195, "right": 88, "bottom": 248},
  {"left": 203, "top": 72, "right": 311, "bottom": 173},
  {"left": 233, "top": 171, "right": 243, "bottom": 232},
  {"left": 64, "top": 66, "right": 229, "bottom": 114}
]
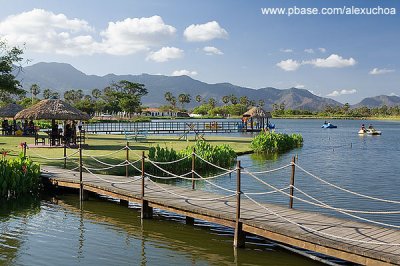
[
  {"left": 251, "top": 131, "right": 303, "bottom": 153},
  {"left": 0, "top": 152, "right": 41, "bottom": 198}
]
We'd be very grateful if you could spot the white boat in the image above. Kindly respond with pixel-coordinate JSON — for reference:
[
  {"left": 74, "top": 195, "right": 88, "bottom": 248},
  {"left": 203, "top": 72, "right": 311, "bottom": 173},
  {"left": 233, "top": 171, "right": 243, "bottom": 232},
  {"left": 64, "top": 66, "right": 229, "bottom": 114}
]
[{"left": 358, "top": 129, "right": 382, "bottom": 135}]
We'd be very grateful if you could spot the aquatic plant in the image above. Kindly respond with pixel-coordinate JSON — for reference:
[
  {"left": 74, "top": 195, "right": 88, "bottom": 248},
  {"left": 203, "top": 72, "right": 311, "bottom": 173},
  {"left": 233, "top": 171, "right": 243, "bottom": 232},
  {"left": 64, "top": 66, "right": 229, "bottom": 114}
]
[
  {"left": 251, "top": 131, "right": 303, "bottom": 153},
  {"left": 0, "top": 153, "right": 41, "bottom": 198}
]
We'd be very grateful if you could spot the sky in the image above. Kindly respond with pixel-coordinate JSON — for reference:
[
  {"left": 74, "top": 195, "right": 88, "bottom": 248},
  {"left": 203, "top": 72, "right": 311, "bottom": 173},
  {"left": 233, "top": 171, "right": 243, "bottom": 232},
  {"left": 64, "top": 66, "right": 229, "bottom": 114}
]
[{"left": 0, "top": 0, "right": 399, "bottom": 104}]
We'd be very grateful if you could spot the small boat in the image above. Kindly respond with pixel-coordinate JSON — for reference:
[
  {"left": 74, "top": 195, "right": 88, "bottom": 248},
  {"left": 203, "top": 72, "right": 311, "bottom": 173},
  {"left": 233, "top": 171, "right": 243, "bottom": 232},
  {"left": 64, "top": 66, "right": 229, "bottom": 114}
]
[
  {"left": 358, "top": 129, "right": 382, "bottom": 135},
  {"left": 322, "top": 123, "right": 337, "bottom": 128},
  {"left": 267, "top": 122, "right": 275, "bottom": 129}
]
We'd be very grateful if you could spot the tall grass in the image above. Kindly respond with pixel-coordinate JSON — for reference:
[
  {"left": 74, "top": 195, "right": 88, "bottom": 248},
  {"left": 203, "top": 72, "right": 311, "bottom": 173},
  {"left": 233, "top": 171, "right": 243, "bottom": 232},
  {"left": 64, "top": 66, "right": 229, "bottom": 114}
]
[{"left": 251, "top": 131, "right": 303, "bottom": 153}]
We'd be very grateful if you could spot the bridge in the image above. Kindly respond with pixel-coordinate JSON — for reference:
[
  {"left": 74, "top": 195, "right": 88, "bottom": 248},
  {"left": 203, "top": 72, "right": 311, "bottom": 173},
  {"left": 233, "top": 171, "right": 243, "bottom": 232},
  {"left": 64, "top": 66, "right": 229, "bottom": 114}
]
[{"left": 34, "top": 144, "right": 400, "bottom": 265}]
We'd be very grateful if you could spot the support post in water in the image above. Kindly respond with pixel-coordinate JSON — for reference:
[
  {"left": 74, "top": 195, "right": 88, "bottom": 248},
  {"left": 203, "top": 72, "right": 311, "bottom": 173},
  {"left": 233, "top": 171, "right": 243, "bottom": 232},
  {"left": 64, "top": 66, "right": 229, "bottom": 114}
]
[
  {"left": 141, "top": 151, "right": 153, "bottom": 219},
  {"left": 63, "top": 142, "right": 67, "bottom": 169},
  {"left": 234, "top": 160, "right": 245, "bottom": 248},
  {"left": 79, "top": 140, "right": 83, "bottom": 201},
  {"left": 191, "top": 147, "right": 196, "bottom": 190},
  {"left": 289, "top": 156, "right": 296, "bottom": 209},
  {"left": 126, "top": 142, "right": 129, "bottom": 178}
]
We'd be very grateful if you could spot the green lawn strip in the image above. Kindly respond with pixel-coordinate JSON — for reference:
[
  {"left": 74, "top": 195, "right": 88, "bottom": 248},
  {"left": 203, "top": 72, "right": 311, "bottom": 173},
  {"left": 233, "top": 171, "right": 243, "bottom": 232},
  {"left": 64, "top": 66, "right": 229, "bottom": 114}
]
[{"left": 0, "top": 134, "right": 253, "bottom": 175}]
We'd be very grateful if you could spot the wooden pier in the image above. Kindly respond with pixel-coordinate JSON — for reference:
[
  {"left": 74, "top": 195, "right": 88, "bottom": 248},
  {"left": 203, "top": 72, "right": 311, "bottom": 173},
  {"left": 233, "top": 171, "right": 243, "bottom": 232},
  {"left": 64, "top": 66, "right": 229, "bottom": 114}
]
[{"left": 41, "top": 165, "right": 400, "bottom": 265}]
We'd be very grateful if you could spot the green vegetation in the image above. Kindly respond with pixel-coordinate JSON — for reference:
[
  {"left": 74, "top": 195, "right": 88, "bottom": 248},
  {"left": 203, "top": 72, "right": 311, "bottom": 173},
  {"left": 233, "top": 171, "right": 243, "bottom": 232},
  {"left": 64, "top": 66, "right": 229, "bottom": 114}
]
[
  {"left": 251, "top": 131, "right": 303, "bottom": 153},
  {"left": 0, "top": 152, "right": 41, "bottom": 198},
  {"left": 147, "top": 140, "right": 237, "bottom": 176}
]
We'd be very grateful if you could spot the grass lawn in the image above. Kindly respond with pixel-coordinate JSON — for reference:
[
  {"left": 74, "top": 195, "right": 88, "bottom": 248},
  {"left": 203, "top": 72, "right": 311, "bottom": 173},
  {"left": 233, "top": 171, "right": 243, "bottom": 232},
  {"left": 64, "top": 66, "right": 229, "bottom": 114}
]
[{"left": 0, "top": 134, "right": 253, "bottom": 174}]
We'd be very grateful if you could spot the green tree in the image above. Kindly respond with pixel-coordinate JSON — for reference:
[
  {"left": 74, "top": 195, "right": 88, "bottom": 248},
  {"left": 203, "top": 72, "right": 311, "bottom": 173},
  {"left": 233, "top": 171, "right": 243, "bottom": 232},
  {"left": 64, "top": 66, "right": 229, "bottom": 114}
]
[
  {"left": 258, "top": 99, "right": 265, "bottom": 107},
  {"left": 222, "top": 95, "right": 230, "bottom": 105},
  {"left": 91, "top": 88, "right": 102, "bottom": 99},
  {"left": 208, "top": 97, "right": 216, "bottom": 108},
  {"left": 0, "top": 40, "right": 25, "bottom": 96},
  {"left": 230, "top": 95, "right": 238, "bottom": 105},
  {"left": 239, "top": 96, "right": 248, "bottom": 106},
  {"left": 165, "top": 91, "right": 173, "bottom": 104},
  {"left": 195, "top": 94, "right": 202, "bottom": 103}
]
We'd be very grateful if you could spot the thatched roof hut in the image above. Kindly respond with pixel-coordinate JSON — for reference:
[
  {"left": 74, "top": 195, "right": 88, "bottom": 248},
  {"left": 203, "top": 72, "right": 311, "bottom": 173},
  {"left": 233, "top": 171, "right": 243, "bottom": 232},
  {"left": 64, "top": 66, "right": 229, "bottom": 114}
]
[
  {"left": 0, "top": 103, "right": 24, "bottom": 118},
  {"left": 14, "top": 99, "right": 90, "bottom": 121},
  {"left": 242, "top": 107, "right": 272, "bottom": 118},
  {"left": 241, "top": 107, "right": 271, "bottom": 132}
]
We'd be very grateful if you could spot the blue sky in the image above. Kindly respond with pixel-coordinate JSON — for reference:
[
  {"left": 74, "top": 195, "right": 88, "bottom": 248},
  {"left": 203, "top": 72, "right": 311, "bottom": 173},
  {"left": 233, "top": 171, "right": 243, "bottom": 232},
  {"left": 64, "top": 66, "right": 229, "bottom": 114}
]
[{"left": 1, "top": 0, "right": 399, "bottom": 104}]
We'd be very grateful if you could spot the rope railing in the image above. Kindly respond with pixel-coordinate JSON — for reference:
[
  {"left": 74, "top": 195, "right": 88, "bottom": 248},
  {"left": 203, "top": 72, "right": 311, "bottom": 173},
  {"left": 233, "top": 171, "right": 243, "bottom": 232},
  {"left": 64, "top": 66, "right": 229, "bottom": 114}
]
[
  {"left": 27, "top": 145, "right": 79, "bottom": 160},
  {"left": 243, "top": 193, "right": 400, "bottom": 246},
  {"left": 193, "top": 171, "right": 237, "bottom": 193},
  {"left": 145, "top": 171, "right": 193, "bottom": 180},
  {"left": 246, "top": 164, "right": 292, "bottom": 175},
  {"left": 193, "top": 152, "right": 234, "bottom": 172},
  {"left": 146, "top": 154, "right": 191, "bottom": 165},
  {"left": 146, "top": 177, "right": 236, "bottom": 201},
  {"left": 294, "top": 163, "right": 400, "bottom": 204},
  {"left": 83, "top": 166, "right": 141, "bottom": 184},
  {"left": 81, "top": 146, "right": 127, "bottom": 158}
]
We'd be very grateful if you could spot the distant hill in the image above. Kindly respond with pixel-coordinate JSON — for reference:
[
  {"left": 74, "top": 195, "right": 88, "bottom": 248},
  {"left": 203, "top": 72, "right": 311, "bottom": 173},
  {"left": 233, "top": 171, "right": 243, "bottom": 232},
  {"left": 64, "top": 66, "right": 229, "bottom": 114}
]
[
  {"left": 16, "top": 62, "right": 343, "bottom": 111},
  {"left": 353, "top": 95, "right": 400, "bottom": 108}
]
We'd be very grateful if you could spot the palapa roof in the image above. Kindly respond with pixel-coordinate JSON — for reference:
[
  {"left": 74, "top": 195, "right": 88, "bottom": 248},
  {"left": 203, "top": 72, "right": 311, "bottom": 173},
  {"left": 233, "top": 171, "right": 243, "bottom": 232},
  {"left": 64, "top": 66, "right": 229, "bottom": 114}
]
[
  {"left": 0, "top": 103, "right": 24, "bottom": 118},
  {"left": 14, "top": 99, "right": 90, "bottom": 120},
  {"left": 242, "top": 107, "right": 272, "bottom": 118}
]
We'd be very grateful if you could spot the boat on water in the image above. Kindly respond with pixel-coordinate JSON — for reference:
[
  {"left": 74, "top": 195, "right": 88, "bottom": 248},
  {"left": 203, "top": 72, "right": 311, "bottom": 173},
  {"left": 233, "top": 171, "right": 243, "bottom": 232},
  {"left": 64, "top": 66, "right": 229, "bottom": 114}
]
[
  {"left": 267, "top": 122, "right": 275, "bottom": 129},
  {"left": 322, "top": 123, "right": 337, "bottom": 128},
  {"left": 358, "top": 129, "right": 382, "bottom": 135}
]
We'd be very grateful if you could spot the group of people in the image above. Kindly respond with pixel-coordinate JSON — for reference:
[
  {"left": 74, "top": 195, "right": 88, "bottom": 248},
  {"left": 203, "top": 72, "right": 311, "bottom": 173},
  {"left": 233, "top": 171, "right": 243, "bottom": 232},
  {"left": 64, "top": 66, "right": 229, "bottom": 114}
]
[
  {"left": 360, "top": 124, "right": 376, "bottom": 133},
  {"left": 1, "top": 119, "right": 35, "bottom": 136}
]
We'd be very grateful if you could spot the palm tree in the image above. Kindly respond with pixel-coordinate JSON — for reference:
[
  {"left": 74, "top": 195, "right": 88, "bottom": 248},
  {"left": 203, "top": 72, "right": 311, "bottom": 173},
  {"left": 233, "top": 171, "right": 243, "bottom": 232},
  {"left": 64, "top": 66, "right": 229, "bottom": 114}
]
[
  {"left": 208, "top": 97, "right": 216, "bottom": 109},
  {"left": 239, "top": 96, "right": 248, "bottom": 106},
  {"left": 222, "top": 95, "right": 230, "bottom": 105},
  {"left": 230, "top": 94, "right": 238, "bottom": 105},
  {"left": 30, "top": 84, "right": 41, "bottom": 103},
  {"left": 258, "top": 99, "right": 265, "bottom": 107},
  {"left": 170, "top": 96, "right": 177, "bottom": 109},
  {"left": 195, "top": 94, "right": 202, "bottom": 103},
  {"left": 92, "top": 88, "right": 102, "bottom": 99},
  {"left": 165, "top": 91, "right": 173, "bottom": 104}
]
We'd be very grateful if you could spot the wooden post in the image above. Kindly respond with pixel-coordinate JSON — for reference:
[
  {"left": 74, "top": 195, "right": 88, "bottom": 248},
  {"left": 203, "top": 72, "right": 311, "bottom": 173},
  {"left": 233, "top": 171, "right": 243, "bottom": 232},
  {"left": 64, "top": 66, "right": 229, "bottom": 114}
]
[
  {"left": 126, "top": 141, "right": 129, "bottom": 178},
  {"left": 234, "top": 160, "right": 245, "bottom": 248},
  {"left": 79, "top": 140, "right": 83, "bottom": 201},
  {"left": 289, "top": 156, "right": 296, "bottom": 209},
  {"left": 23, "top": 142, "right": 27, "bottom": 158},
  {"left": 141, "top": 151, "right": 153, "bottom": 219},
  {"left": 191, "top": 148, "right": 196, "bottom": 190},
  {"left": 63, "top": 142, "right": 67, "bottom": 169}
]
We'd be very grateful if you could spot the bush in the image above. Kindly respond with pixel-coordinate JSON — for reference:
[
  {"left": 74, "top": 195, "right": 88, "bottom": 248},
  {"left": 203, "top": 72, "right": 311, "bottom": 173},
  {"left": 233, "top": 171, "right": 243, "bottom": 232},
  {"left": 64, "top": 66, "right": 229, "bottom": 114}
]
[
  {"left": 251, "top": 131, "right": 303, "bottom": 153},
  {"left": 0, "top": 152, "right": 41, "bottom": 198},
  {"left": 146, "top": 140, "right": 237, "bottom": 176}
]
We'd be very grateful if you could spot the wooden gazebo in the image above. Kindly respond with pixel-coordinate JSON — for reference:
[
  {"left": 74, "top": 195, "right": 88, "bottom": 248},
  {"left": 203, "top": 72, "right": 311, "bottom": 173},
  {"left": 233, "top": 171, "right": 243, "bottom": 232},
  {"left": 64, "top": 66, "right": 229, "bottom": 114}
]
[
  {"left": 242, "top": 107, "right": 272, "bottom": 132},
  {"left": 0, "top": 103, "right": 23, "bottom": 118},
  {"left": 15, "top": 99, "right": 90, "bottom": 146}
]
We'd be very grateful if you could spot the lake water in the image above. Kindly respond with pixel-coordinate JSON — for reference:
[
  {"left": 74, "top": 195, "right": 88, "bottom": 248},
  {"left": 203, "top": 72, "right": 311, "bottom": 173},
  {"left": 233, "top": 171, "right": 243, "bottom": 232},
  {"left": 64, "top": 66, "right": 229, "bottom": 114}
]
[{"left": 1, "top": 119, "right": 399, "bottom": 265}]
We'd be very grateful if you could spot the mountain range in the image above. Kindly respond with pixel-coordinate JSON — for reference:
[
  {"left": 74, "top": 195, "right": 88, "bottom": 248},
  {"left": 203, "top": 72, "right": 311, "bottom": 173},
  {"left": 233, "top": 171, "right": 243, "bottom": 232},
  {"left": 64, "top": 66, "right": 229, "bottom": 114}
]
[{"left": 15, "top": 62, "right": 399, "bottom": 110}]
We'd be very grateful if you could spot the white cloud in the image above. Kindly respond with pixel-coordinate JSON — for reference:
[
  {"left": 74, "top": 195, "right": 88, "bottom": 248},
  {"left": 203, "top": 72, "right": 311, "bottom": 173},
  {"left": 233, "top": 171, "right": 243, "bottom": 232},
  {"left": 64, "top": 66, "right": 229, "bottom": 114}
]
[
  {"left": 327, "top": 89, "right": 357, "bottom": 97},
  {"left": 294, "top": 84, "right": 305, "bottom": 89},
  {"left": 203, "top": 46, "right": 223, "bottom": 55},
  {"left": 389, "top": 92, "right": 399, "bottom": 97},
  {"left": 184, "top": 21, "right": 228, "bottom": 42},
  {"left": 100, "top": 16, "right": 176, "bottom": 55},
  {"left": 0, "top": 9, "right": 177, "bottom": 56},
  {"left": 280, "top": 48, "right": 293, "bottom": 53},
  {"left": 276, "top": 59, "right": 301, "bottom": 71},
  {"left": 304, "top": 48, "right": 314, "bottom": 54},
  {"left": 172, "top": 69, "right": 198, "bottom": 76},
  {"left": 318, "top": 47, "right": 327, "bottom": 53},
  {"left": 146, "top": 46, "right": 184, "bottom": 62},
  {"left": 369, "top": 68, "right": 395, "bottom": 75},
  {"left": 304, "top": 54, "right": 356, "bottom": 68}
]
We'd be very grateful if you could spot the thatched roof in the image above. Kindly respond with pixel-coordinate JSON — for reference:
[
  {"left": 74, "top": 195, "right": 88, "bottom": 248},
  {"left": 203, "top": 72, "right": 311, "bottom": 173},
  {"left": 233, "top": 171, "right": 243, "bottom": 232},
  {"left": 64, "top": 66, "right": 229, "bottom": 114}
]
[
  {"left": 0, "top": 103, "right": 24, "bottom": 118},
  {"left": 14, "top": 99, "right": 90, "bottom": 120},
  {"left": 242, "top": 107, "right": 272, "bottom": 118}
]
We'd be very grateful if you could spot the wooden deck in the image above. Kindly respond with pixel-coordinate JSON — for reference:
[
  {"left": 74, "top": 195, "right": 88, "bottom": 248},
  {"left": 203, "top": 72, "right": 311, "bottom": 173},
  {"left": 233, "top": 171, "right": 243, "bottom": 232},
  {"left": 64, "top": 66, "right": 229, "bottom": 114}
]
[{"left": 41, "top": 165, "right": 400, "bottom": 265}]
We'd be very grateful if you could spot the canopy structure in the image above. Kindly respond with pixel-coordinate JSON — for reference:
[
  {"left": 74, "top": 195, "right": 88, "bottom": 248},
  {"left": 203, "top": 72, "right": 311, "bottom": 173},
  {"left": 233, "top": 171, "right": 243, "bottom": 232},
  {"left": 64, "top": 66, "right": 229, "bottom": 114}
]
[
  {"left": 15, "top": 99, "right": 90, "bottom": 146},
  {"left": 242, "top": 107, "right": 272, "bottom": 132},
  {"left": 0, "top": 103, "right": 23, "bottom": 118},
  {"left": 14, "top": 99, "right": 90, "bottom": 121}
]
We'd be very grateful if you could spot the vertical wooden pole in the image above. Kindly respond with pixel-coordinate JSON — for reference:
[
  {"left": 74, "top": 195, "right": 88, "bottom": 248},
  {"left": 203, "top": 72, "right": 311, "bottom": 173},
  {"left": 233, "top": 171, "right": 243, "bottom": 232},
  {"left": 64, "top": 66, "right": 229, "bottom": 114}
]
[
  {"left": 289, "top": 156, "right": 296, "bottom": 209},
  {"left": 126, "top": 142, "right": 129, "bottom": 178},
  {"left": 79, "top": 140, "right": 83, "bottom": 202},
  {"left": 234, "top": 160, "right": 245, "bottom": 248},
  {"left": 63, "top": 142, "right": 67, "bottom": 169},
  {"left": 23, "top": 142, "right": 27, "bottom": 158},
  {"left": 141, "top": 151, "right": 153, "bottom": 219},
  {"left": 191, "top": 148, "right": 196, "bottom": 190}
]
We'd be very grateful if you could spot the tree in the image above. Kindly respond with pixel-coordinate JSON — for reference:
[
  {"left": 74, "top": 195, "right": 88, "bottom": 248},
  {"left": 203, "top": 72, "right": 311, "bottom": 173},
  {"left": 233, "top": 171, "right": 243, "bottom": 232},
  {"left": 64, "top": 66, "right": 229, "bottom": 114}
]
[
  {"left": 239, "top": 96, "right": 248, "bottom": 106},
  {"left": 43, "top": 88, "right": 60, "bottom": 99},
  {"left": 222, "top": 95, "right": 230, "bottom": 105},
  {"left": 165, "top": 91, "right": 173, "bottom": 104},
  {"left": 178, "top": 93, "right": 190, "bottom": 110},
  {"left": 170, "top": 96, "right": 177, "bottom": 109},
  {"left": 64, "top": 89, "right": 84, "bottom": 104},
  {"left": 230, "top": 95, "right": 238, "bottom": 105},
  {"left": 91, "top": 88, "right": 102, "bottom": 99},
  {"left": 195, "top": 94, "right": 202, "bottom": 103},
  {"left": 30, "top": 84, "right": 41, "bottom": 100},
  {"left": 0, "top": 40, "right": 25, "bottom": 96},
  {"left": 258, "top": 99, "right": 265, "bottom": 107},
  {"left": 208, "top": 97, "right": 216, "bottom": 108}
]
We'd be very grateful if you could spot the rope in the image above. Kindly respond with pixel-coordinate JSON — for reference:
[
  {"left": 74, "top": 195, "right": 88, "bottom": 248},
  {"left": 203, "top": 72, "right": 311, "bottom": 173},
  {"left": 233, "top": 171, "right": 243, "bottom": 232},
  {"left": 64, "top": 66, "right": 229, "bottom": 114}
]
[
  {"left": 145, "top": 171, "right": 193, "bottom": 180},
  {"left": 83, "top": 161, "right": 130, "bottom": 171},
  {"left": 244, "top": 186, "right": 291, "bottom": 195},
  {"left": 82, "top": 146, "right": 127, "bottom": 158},
  {"left": 294, "top": 163, "right": 400, "bottom": 204},
  {"left": 27, "top": 146, "right": 79, "bottom": 160},
  {"left": 247, "top": 164, "right": 292, "bottom": 174},
  {"left": 192, "top": 169, "right": 236, "bottom": 180},
  {"left": 83, "top": 166, "right": 141, "bottom": 184},
  {"left": 146, "top": 177, "right": 236, "bottom": 201},
  {"left": 193, "top": 171, "right": 237, "bottom": 193},
  {"left": 89, "top": 156, "right": 127, "bottom": 167},
  {"left": 41, "top": 165, "right": 80, "bottom": 174},
  {"left": 193, "top": 153, "right": 234, "bottom": 172},
  {"left": 146, "top": 159, "right": 192, "bottom": 179},
  {"left": 243, "top": 193, "right": 400, "bottom": 246},
  {"left": 146, "top": 154, "right": 191, "bottom": 165}
]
